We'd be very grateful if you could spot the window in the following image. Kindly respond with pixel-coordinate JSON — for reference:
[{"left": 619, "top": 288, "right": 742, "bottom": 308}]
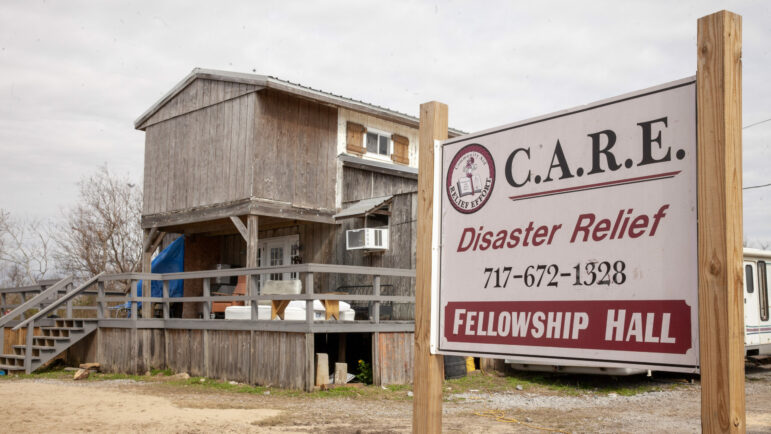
[
  {"left": 270, "top": 247, "right": 284, "bottom": 281},
  {"left": 759, "top": 261, "right": 769, "bottom": 322},
  {"left": 365, "top": 130, "right": 391, "bottom": 157},
  {"left": 746, "top": 264, "right": 754, "bottom": 293}
]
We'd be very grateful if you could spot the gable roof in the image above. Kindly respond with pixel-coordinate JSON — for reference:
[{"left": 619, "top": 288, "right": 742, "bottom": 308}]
[{"left": 135, "top": 68, "right": 465, "bottom": 136}]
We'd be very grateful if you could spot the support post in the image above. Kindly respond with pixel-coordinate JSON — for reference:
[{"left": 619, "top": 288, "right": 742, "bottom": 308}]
[
  {"left": 24, "top": 322, "right": 33, "bottom": 374},
  {"left": 697, "top": 10, "right": 745, "bottom": 433},
  {"left": 372, "top": 275, "right": 381, "bottom": 323},
  {"left": 413, "top": 101, "right": 448, "bottom": 434},
  {"left": 97, "top": 281, "right": 105, "bottom": 319},
  {"left": 65, "top": 283, "right": 73, "bottom": 318},
  {"left": 141, "top": 229, "right": 153, "bottom": 319},
  {"left": 305, "top": 333, "right": 315, "bottom": 392},
  {"left": 19, "top": 292, "right": 26, "bottom": 320},
  {"left": 0, "top": 326, "right": 4, "bottom": 355},
  {"left": 203, "top": 278, "right": 211, "bottom": 320},
  {"left": 162, "top": 281, "right": 170, "bottom": 319},
  {"left": 130, "top": 280, "right": 138, "bottom": 322},
  {"left": 305, "top": 273, "right": 314, "bottom": 326},
  {"left": 0, "top": 293, "right": 6, "bottom": 315},
  {"left": 246, "top": 215, "right": 259, "bottom": 296}
]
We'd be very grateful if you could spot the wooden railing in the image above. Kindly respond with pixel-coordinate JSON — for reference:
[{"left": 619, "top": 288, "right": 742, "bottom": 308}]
[{"left": 94, "top": 264, "right": 415, "bottom": 330}]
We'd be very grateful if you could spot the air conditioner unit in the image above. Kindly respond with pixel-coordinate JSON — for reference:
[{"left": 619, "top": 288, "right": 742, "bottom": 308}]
[{"left": 346, "top": 228, "right": 389, "bottom": 251}]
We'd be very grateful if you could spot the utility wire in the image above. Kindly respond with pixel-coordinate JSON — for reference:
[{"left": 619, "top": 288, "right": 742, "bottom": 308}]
[
  {"left": 743, "top": 117, "right": 771, "bottom": 129},
  {"left": 741, "top": 117, "right": 771, "bottom": 189},
  {"left": 744, "top": 183, "right": 771, "bottom": 190}
]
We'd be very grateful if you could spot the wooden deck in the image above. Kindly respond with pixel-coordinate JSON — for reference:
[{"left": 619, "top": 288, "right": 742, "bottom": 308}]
[{"left": 0, "top": 264, "right": 416, "bottom": 390}]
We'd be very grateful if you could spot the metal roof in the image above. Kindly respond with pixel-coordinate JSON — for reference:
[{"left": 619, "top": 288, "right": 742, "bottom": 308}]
[
  {"left": 334, "top": 195, "right": 393, "bottom": 220},
  {"left": 135, "top": 68, "right": 466, "bottom": 136}
]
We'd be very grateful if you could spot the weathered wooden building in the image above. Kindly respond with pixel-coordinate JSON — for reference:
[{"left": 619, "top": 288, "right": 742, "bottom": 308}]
[
  {"left": 6, "top": 69, "right": 463, "bottom": 389},
  {"left": 134, "top": 69, "right": 459, "bottom": 314}
]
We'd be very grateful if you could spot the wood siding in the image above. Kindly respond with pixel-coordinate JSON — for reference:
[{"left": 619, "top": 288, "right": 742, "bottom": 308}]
[
  {"left": 142, "top": 85, "right": 338, "bottom": 218},
  {"left": 342, "top": 167, "right": 416, "bottom": 203},
  {"left": 252, "top": 90, "right": 338, "bottom": 211},
  {"left": 143, "top": 84, "right": 257, "bottom": 215},
  {"left": 378, "top": 332, "right": 414, "bottom": 385},
  {"left": 140, "top": 79, "right": 258, "bottom": 129},
  {"left": 82, "top": 328, "right": 309, "bottom": 389}
]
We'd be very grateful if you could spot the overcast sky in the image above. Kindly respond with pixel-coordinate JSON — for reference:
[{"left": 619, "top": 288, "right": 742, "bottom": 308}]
[{"left": 1, "top": 1, "right": 770, "bottom": 242}]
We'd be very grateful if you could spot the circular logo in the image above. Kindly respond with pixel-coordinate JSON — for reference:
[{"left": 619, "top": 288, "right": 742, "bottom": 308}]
[{"left": 446, "top": 143, "right": 495, "bottom": 214}]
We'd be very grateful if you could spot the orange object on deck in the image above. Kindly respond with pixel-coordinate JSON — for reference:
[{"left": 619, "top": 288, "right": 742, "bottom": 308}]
[{"left": 212, "top": 276, "right": 246, "bottom": 314}]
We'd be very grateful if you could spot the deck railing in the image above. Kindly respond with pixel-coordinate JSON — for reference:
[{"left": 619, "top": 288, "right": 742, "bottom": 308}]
[
  {"left": 94, "top": 263, "right": 415, "bottom": 332},
  {"left": 1, "top": 264, "right": 415, "bottom": 335}
]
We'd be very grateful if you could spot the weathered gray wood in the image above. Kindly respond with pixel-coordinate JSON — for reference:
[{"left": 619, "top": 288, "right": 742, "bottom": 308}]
[
  {"left": 229, "top": 216, "right": 248, "bottom": 241},
  {"left": 333, "top": 362, "right": 347, "bottom": 385},
  {"left": 0, "top": 276, "right": 72, "bottom": 328},
  {"left": 97, "top": 281, "right": 105, "bottom": 319},
  {"left": 305, "top": 273, "right": 314, "bottom": 326},
  {"left": 315, "top": 353, "right": 328, "bottom": 387},
  {"left": 372, "top": 276, "right": 381, "bottom": 323},
  {"left": 162, "top": 281, "right": 170, "bottom": 319},
  {"left": 24, "top": 323, "right": 33, "bottom": 373},
  {"left": 130, "top": 280, "right": 138, "bottom": 323},
  {"left": 372, "top": 332, "right": 381, "bottom": 386},
  {"left": 202, "top": 278, "right": 211, "bottom": 320}
]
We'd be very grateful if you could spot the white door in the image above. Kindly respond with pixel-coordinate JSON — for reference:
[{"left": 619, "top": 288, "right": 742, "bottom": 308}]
[
  {"left": 745, "top": 261, "right": 760, "bottom": 347},
  {"left": 759, "top": 261, "right": 771, "bottom": 347},
  {"left": 257, "top": 235, "right": 300, "bottom": 290}
]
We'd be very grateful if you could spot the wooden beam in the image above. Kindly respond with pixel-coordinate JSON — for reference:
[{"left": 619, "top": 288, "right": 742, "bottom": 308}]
[
  {"left": 229, "top": 216, "right": 249, "bottom": 241},
  {"left": 142, "top": 227, "right": 159, "bottom": 253},
  {"left": 697, "top": 10, "right": 745, "bottom": 433},
  {"left": 141, "top": 229, "right": 153, "bottom": 319},
  {"left": 246, "top": 215, "right": 259, "bottom": 295},
  {"left": 412, "top": 101, "right": 448, "bottom": 434}
]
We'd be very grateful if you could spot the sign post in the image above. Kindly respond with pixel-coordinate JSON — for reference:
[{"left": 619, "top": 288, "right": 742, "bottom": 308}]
[
  {"left": 696, "top": 10, "right": 745, "bottom": 433},
  {"left": 413, "top": 10, "right": 744, "bottom": 433},
  {"left": 413, "top": 101, "right": 448, "bottom": 434}
]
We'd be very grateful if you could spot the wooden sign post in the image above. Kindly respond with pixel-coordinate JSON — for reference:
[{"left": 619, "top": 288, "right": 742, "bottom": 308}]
[
  {"left": 697, "top": 10, "right": 745, "bottom": 433},
  {"left": 413, "top": 10, "right": 745, "bottom": 433},
  {"left": 413, "top": 101, "right": 448, "bottom": 434}
]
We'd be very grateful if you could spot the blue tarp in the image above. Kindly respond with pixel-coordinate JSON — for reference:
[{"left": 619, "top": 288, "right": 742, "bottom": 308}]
[
  {"left": 138, "top": 235, "right": 184, "bottom": 299},
  {"left": 113, "top": 236, "right": 184, "bottom": 313}
]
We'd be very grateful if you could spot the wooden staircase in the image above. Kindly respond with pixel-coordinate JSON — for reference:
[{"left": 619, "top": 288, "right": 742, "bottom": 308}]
[{"left": 0, "top": 318, "right": 98, "bottom": 374}]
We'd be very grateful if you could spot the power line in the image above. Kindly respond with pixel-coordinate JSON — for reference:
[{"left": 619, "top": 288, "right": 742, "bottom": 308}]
[
  {"left": 744, "top": 183, "right": 771, "bottom": 190},
  {"left": 744, "top": 117, "right": 771, "bottom": 129}
]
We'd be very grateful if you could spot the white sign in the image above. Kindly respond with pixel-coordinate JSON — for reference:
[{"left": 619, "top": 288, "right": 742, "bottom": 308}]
[{"left": 432, "top": 78, "right": 698, "bottom": 372}]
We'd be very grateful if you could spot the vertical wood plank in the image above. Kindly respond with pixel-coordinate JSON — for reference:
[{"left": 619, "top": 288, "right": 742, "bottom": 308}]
[
  {"left": 413, "top": 102, "right": 447, "bottom": 434},
  {"left": 247, "top": 215, "right": 259, "bottom": 300},
  {"left": 141, "top": 229, "right": 153, "bottom": 319},
  {"left": 697, "top": 10, "right": 745, "bottom": 434}
]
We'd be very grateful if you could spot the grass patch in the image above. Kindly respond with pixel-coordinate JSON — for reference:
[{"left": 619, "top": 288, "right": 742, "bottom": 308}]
[
  {"left": 444, "top": 370, "right": 687, "bottom": 397},
  {"left": 0, "top": 366, "right": 692, "bottom": 399}
]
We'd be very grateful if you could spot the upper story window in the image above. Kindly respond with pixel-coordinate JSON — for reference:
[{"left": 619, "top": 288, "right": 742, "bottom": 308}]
[
  {"left": 345, "top": 121, "right": 410, "bottom": 166},
  {"left": 365, "top": 129, "right": 391, "bottom": 157}
]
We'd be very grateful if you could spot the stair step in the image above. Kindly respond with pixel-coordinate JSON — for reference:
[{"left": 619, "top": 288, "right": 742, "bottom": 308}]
[
  {"left": 34, "top": 336, "right": 71, "bottom": 341},
  {"left": 0, "top": 354, "right": 40, "bottom": 361},
  {"left": 13, "top": 345, "right": 56, "bottom": 352},
  {"left": 41, "top": 327, "right": 84, "bottom": 332},
  {"left": 0, "top": 364, "right": 25, "bottom": 372}
]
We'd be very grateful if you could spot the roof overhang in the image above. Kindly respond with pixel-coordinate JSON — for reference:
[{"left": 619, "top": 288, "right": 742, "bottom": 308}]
[
  {"left": 334, "top": 195, "right": 393, "bottom": 220},
  {"left": 135, "top": 68, "right": 465, "bottom": 135}
]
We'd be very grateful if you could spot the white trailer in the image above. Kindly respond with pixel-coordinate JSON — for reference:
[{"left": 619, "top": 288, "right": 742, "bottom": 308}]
[
  {"left": 506, "top": 248, "right": 771, "bottom": 374},
  {"left": 742, "top": 248, "right": 771, "bottom": 356}
]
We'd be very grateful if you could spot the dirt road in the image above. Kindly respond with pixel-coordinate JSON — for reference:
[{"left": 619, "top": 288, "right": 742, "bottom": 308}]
[{"left": 1, "top": 361, "right": 769, "bottom": 433}]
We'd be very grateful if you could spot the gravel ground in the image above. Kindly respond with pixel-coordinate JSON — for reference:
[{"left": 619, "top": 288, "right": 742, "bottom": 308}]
[{"left": 0, "top": 360, "right": 769, "bottom": 433}]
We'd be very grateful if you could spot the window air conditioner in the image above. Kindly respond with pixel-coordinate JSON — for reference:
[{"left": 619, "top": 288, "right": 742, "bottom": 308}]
[{"left": 346, "top": 228, "right": 389, "bottom": 250}]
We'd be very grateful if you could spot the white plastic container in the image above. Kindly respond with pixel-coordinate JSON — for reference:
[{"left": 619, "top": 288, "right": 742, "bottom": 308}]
[{"left": 224, "top": 301, "right": 356, "bottom": 321}]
